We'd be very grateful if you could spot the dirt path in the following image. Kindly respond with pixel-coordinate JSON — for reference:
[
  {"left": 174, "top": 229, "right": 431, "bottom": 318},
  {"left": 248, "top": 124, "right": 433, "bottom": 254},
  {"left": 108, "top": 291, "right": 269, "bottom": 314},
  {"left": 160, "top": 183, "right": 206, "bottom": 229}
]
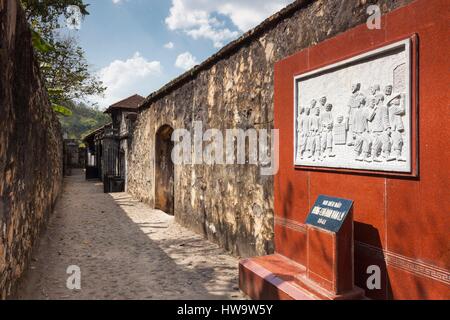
[{"left": 16, "top": 170, "right": 245, "bottom": 300}]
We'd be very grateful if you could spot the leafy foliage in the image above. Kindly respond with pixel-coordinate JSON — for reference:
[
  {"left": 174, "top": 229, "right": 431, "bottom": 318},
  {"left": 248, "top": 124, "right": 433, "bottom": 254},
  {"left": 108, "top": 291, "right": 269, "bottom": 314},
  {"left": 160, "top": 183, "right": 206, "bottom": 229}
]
[
  {"left": 52, "top": 103, "right": 73, "bottom": 116},
  {"left": 59, "top": 101, "right": 110, "bottom": 141},
  {"left": 22, "top": 0, "right": 89, "bottom": 22},
  {"left": 31, "top": 29, "right": 54, "bottom": 53},
  {"left": 22, "top": 0, "right": 106, "bottom": 111},
  {"left": 41, "top": 36, "right": 105, "bottom": 103}
]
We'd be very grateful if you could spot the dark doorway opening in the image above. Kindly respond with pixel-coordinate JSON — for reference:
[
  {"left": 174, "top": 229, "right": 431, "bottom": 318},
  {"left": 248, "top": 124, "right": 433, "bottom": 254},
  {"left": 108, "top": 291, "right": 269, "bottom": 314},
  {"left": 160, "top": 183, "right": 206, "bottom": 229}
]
[
  {"left": 119, "top": 149, "right": 125, "bottom": 179},
  {"left": 155, "top": 125, "right": 175, "bottom": 215}
]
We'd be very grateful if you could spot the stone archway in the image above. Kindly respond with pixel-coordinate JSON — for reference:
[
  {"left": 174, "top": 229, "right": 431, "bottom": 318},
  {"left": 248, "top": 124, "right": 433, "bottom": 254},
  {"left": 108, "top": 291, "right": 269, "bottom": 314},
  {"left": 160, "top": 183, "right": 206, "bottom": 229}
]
[{"left": 155, "top": 125, "right": 175, "bottom": 215}]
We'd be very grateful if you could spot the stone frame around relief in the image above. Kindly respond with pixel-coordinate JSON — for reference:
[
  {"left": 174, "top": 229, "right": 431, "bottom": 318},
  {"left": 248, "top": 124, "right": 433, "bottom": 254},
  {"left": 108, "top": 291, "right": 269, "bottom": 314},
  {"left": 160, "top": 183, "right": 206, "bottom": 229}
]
[{"left": 293, "top": 37, "right": 418, "bottom": 175}]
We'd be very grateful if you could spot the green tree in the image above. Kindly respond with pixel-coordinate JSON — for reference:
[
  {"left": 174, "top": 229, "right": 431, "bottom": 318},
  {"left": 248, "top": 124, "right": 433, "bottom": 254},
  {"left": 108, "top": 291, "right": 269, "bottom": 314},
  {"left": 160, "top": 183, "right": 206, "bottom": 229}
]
[
  {"left": 21, "top": 0, "right": 106, "bottom": 113},
  {"left": 59, "top": 100, "right": 111, "bottom": 142}
]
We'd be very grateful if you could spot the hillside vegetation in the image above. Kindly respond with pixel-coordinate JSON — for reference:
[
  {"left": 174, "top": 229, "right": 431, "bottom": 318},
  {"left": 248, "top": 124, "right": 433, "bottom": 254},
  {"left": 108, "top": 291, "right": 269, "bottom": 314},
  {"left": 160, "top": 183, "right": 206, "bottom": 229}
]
[{"left": 59, "top": 101, "right": 110, "bottom": 142}]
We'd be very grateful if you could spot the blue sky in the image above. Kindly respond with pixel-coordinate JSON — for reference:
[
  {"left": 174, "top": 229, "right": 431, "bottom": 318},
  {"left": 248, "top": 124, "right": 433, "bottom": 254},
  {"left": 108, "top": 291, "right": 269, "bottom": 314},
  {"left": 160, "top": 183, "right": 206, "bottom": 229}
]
[{"left": 68, "top": 0, "right": 293, "bottom": 108}]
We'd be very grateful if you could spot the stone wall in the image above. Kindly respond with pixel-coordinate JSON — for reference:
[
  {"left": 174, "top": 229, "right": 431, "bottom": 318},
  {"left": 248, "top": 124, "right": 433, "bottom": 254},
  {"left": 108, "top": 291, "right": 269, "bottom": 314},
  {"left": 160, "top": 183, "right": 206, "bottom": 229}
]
[
  {"left": 127, "top": 0, "right": 413, "bottom": 257},
  {"left": 0, "top": 0, "right": 63, "bottom": 299}
]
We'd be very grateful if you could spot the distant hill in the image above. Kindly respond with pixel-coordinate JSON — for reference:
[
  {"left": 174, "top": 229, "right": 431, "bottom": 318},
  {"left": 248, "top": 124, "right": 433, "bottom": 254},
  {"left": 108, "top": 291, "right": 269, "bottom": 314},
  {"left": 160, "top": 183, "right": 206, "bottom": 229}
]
[{"left": 58, "top": 101, "right": 111, "bottom": 144}]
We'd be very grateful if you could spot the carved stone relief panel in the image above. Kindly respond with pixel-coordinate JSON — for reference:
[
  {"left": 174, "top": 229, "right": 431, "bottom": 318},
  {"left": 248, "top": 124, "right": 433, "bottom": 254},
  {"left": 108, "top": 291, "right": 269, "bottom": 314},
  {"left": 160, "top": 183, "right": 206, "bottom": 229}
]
[{"left": 294, "top": 39, "right": 412, "bottom": 173}]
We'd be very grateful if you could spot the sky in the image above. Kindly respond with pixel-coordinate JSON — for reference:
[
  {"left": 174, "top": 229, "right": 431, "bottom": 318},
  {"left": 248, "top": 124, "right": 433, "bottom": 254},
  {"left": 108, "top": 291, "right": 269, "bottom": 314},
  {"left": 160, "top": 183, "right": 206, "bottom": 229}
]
[{"left": 68, "top": 0, "right": 293, "bottom": 109}]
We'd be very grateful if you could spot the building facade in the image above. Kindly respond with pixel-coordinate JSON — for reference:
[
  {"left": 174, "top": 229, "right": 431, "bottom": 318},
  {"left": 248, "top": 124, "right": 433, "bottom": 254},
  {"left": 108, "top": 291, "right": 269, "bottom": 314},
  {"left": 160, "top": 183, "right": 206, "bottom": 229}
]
[
  {"left": 83, "top": 95, "right": 144, "bottom": 192},
  {"left": 128, "top": 0, "right": 415, "bottom": 258},
  {"left": 127, "top": 0, "right": 448, "bottom": 299}
]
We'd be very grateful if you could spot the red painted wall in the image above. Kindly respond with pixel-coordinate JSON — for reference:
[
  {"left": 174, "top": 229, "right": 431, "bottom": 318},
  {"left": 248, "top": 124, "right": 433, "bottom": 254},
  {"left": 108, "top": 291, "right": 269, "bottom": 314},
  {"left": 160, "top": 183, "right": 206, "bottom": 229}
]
[{"left": 274, "top": 0, "right": 449, "bottom": 300}]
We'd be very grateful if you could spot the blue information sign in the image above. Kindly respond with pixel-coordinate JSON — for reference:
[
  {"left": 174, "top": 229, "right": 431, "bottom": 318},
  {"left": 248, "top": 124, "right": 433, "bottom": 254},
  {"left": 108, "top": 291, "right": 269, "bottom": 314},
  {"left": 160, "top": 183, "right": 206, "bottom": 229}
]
[{"left": 305, "top": 195, "right": 354, "bottom": 233}]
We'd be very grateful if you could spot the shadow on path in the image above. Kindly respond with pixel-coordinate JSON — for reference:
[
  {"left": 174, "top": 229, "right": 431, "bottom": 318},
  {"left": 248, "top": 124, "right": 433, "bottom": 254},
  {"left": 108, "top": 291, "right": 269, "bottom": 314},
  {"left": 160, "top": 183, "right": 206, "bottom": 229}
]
[{"left": 15, "top": 170, "right": 244, "bottom": 300}]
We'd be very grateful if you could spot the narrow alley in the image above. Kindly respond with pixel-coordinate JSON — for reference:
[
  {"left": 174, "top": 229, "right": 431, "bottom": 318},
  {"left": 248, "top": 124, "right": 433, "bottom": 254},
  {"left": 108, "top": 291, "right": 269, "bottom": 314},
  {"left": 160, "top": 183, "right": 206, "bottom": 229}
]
[
  {"left": 2, "top": 0, "right": 448, "bottom": 304},
  {"left": 16, "top": 170, "right": 245, "bottom": 300}
]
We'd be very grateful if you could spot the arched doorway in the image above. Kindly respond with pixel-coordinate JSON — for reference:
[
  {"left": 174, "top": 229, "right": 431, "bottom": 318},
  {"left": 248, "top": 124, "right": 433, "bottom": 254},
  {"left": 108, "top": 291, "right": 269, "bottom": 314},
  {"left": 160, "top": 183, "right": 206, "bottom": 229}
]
[{"left": 155, "top": 125, "right": 175, "bottom": 215}]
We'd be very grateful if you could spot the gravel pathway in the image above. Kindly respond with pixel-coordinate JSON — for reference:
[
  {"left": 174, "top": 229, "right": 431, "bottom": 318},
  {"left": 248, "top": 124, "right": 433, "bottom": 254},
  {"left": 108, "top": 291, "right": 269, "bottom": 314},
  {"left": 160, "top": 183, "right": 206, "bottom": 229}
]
[{"left": 16, "top": 170, "right": 245, "bottom": 300}]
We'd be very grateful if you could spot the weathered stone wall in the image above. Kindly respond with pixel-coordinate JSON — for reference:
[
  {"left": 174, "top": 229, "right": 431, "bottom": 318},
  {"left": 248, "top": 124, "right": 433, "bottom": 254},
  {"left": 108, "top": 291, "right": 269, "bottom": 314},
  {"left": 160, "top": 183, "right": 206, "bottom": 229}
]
[
  {"left": 127, "top": 0, "right": 413, "bottom": 257},
  {"left": 0, "top": 0, "right": 63, "bottom": 299}
]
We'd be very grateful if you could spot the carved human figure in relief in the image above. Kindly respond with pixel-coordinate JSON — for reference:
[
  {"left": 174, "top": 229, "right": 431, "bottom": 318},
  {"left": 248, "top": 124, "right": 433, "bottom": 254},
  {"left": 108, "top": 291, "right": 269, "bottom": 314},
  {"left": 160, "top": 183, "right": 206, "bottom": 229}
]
[
  {"left": 296, "top": 106, "right": 304, "bottom": 160},
  {"left": 365, "top": 96, "right": 377, "bottom": 152},
  {"left": 333, "top": 115, "right": 347, "bottom": 145},
  {"left": 352, "top": 94, "right": 376, "bottom": 162},
  {"left": 371, "top": 94, "right": 395, "bottom": 162},
  {"left": 297, "top": 106, "right": 311, "bottom": 160},
  {"left": 369, "top": 84, "right": 381, "bottom": 99},
  {"left": 384, "top": 85, "right": 393, "bottom": 99},
  {"left": 368, "top": 84, "right": 381, "bottom": 131},
  {"left": 303, "top": 100, "right": 316, "bottom": 159},
  {"left": 346, "top": 83, "right": 362, "bottom": 146},
  {"left": 387, "top": 93, "right": 406, "bottom": 162},
  {"left": 320, "top": 103, "right": 335, "bottom": 159},
  {"left": 307, "top": 106, "right": 321, "bottom": 161},
  {"left": 308, "top": 99, "right": 318, "bottom": 117},
  {"left": 319, "top": 96, "right": 327, "bottom": 113}
]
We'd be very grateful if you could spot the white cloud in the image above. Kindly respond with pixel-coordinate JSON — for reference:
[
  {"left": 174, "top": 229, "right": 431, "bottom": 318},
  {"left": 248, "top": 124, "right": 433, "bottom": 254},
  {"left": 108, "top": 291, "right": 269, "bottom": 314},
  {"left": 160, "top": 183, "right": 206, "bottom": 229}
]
[
  {"left": 164, "top": 42, "right": 175, "bottom": 49},
  {"left": 165, "top": 0, "right": 293, "bottom": 47},
  {"left": 186, "top": 24, "right": 238, "bottom": 48},
  {"left": 93, "top": 52, "right": 162, "bottom": 108},
  {"left": 217, "top": 1, "right": 293, "bottom": 31},
  {"left": 175, "top": 52, "right": 198, "bottom": 70}
]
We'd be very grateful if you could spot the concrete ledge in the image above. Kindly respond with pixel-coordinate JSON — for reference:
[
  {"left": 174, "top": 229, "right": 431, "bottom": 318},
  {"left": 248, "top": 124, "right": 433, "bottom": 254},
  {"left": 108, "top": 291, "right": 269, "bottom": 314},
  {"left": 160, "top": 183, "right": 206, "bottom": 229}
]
[
  {"left": 239, "top": 254, "right": 317, "bottom": 300},
  {"left": 239, "top": 254, "right": 365, "bottom": 300}
]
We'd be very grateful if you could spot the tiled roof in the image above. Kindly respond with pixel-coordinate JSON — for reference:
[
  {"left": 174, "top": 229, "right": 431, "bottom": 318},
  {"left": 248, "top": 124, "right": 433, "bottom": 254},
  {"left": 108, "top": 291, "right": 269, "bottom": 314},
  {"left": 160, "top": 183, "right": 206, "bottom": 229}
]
[
  {"left": 82, "top": 122, "right": 112, "bottom": 142},
  {"left": 105, "top": 94, "right": 145, "bottom": 113}
]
